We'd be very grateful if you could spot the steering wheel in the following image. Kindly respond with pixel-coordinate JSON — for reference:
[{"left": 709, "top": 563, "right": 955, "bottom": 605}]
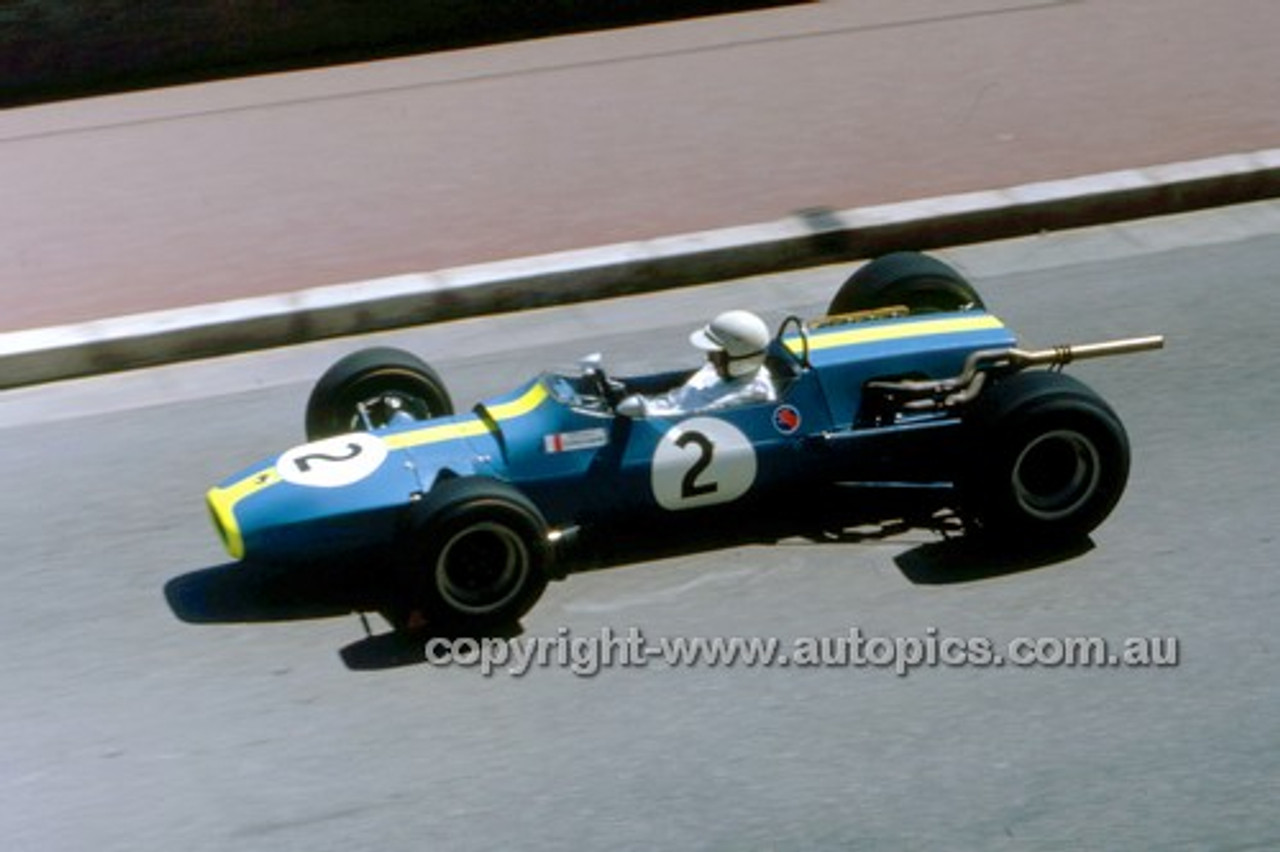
[
  {"left": 776, "top": 315, "right": 811, "bottom": 369},
  {"left": 585, "top": 363, "right": 625, "bottom": 409}
]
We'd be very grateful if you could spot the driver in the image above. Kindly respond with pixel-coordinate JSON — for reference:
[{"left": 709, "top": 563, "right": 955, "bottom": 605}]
[{"left": 620, "top": 310, "right": 777, "bottom": 416}]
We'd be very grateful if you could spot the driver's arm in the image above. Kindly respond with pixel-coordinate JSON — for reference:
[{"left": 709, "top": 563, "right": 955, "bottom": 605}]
[{"left": 696, "top": 370, "right": 777, "bottom": 412}]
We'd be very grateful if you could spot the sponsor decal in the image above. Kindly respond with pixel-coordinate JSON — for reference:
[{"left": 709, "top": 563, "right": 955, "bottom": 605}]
[
  {"left": 772, "top": 404, "right": 802, "bottom": 435},
  {"left": 544, "top": 427, "right": 609, "bottom": 454}
]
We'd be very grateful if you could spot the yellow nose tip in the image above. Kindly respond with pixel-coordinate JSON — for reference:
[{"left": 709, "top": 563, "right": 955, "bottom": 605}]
[{"left": 206, "top": 487, "right": 245, "bottom": 560}]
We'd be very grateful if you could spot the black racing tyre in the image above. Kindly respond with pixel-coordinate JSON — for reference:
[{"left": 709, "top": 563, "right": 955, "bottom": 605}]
[
  {"left": 305, "top": 347, "right": 453, "bottom": 441},
  {"left": 960, "top": 371, "right": 1129, "bottom": 546},
  {"left": 402, "top": 478, "right": 551, "bottom": 631},
  {"left": 827, "top": 251, "right": 985, "bottom": 316}
]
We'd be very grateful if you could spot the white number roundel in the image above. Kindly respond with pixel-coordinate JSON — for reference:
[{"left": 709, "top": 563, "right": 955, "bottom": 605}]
[
  {"left": 651, "top": 417, "right": 757, "bottom": 511},
  {"left": 278, "top": 433, "right": 388, "bottom": 488}
]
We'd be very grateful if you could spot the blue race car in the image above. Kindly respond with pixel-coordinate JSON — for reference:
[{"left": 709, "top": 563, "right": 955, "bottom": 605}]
[{"left": 207, "top": 252, "right": 1162, "bottom": 630}]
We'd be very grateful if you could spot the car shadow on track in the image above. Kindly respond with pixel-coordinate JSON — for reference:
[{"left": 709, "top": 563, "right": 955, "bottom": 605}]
[
  {"left": 338, "top": 621, "right": 527, "bottom": 672},
  {"left": 164, "top": 558, "right": 391, "bottom": 624},
  {"left": 893, "top": 535, "right": 1096, "bottom": 585},
  {"left": 163, "top": 556, "right": 527, "bottom": 671}
]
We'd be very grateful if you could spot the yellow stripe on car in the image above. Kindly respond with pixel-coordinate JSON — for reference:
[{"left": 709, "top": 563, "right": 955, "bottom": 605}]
[
  {"left": 384, "top": 418, "right": 491, "bottom": 450},
  {"left": 386, "top": 381, "right": 548, "bottom": 450},
  {"left": 790, "top": 314, "right": 1006, "bottom": 353},
  {"left": 487, "top": 381, "right": 548, "bottom": 419}
]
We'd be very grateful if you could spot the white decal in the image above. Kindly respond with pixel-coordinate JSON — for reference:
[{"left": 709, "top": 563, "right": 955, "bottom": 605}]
[
  {"left": 278, "top": 433, "right": 388, "bottom": 488},
  {"left": 544, "top": 427, "right": 609, "bottom": 454},
  {"left": 651, "top": 417, "right": 756, "bottom": 511}
]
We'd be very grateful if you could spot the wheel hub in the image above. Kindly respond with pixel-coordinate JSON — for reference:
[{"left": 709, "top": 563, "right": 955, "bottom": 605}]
[
  {"left": 1012, "top": 429, "right": 1102, "bottom": 521},
  {"left": 351, "top": 391, "right": 433, "bottom": 430},
  {"left": 436, "top": 522, "right": 528, "bottom": 614}
]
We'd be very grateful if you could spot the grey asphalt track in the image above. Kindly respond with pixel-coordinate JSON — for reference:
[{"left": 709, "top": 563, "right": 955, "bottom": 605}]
[{"left": 1, "top": 204, "right": 1277, "bottom": 850}]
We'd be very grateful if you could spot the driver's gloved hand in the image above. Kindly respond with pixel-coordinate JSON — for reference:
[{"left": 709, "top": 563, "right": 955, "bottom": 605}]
[{"left": 617, "top": 395, "right": 647, "bottom": 418}]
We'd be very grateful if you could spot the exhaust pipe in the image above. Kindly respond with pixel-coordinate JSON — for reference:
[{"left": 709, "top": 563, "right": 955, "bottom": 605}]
[
  {"left": 1003, "top": 335, "right": 1165, "bottom": 368},
  {"left": 865, "top": 334, "right": 1165, "bottom": 412}
]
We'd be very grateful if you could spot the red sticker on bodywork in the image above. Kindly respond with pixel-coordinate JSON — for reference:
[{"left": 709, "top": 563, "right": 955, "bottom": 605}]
[{"left": 772, "top": 405, "right": 801, "bottom": 434}]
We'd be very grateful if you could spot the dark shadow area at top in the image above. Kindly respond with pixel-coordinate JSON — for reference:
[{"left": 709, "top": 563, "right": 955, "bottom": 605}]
[{"left": 3, "top": 1, "right": 809, "bottom": 107}]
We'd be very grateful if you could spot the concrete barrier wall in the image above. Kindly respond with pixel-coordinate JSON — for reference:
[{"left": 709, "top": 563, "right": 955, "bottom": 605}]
[{"left": 3, "top": 148, "right": 1276, "bottom": 389}]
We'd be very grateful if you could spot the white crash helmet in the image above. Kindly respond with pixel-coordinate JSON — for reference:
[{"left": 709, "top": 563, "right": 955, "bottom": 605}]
[{"left": 690, "top": 310, "right": 771, "bottom": 378}]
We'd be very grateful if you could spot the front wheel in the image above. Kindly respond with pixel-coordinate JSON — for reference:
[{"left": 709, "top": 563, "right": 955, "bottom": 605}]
[
  {"left": 401, "top": 478, "right": 551, "bottom": 632},
  {"left": 960, "top": 372, "right": 1130, "bottom": 546},
  {"left": 305, "top": 347, "right": 453, "bottom": 441}
]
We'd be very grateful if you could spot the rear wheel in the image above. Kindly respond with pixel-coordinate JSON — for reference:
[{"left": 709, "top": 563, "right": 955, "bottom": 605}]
[
  {"left": 827, "top": 251, "right": 985, "bottom": 316},
  {"left": 960, "top": 372, "right": 1129, "bottom": 546},
  {"left": 305, "top": 347, "right": 452, "bottom": 441},
  {"left": 401, "top": 478, "right": 551, "bottom": 631}
]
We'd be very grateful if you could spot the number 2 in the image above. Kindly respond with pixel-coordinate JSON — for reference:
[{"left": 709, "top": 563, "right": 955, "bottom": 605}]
[
  {"left": 292, "top": 442, "right": 363, "bottom": 473},
  {"left": 650, "top": 417, "right": 755, "bottom": 511},
  {"left": 278, "top": 433, "right": 388, "bottom": 489},
  {"left": 676, "top": 431, "right": 717, "bottom": 498}
]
